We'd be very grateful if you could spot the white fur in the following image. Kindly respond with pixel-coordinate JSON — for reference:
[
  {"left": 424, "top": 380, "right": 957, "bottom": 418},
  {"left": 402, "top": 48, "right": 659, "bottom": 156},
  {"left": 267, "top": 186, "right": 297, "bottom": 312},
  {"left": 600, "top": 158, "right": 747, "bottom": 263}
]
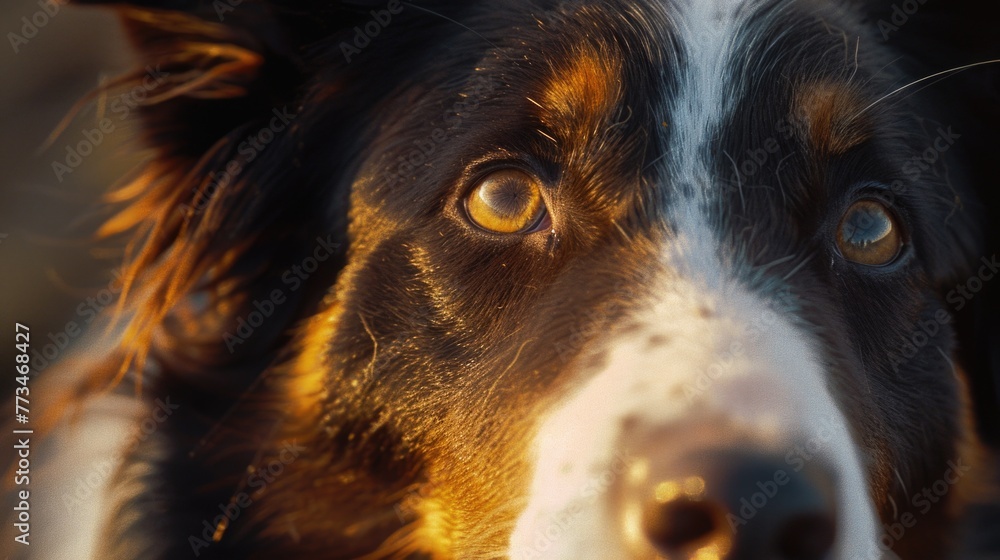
[
  {"left": 507, "top": 217, "right": 882, "bottom": 558},
  {"left": 666, "top": 0, "right": 752, "bottom": 187},
  {"left": 507, "top": 1, "right": 883, "bottom": 558},
  {"left": 31, "top": 395, "right": 141, "bottom": 560}
]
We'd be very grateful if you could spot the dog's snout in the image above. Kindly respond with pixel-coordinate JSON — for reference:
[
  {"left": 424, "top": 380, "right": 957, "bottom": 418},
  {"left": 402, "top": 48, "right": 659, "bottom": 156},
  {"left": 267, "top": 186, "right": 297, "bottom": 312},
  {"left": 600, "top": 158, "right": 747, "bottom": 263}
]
[{"left": 624, "top": 450, "right": 837, "bottom": 560}]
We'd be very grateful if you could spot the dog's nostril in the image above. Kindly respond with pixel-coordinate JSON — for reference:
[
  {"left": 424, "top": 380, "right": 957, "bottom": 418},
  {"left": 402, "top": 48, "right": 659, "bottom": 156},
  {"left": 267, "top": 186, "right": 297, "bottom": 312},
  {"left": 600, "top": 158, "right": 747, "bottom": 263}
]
[
  {"left": 637, "top": 477, "right": 732, "bottom": 557},
  {"left": 775, "top": 512, "right": 836, "bottom": 560},
  {"left": 622, "top": 450, "right": 838, "bottom": 560},
  {"left": 642, "top": 496, "right": 719, "bottom": 552}
]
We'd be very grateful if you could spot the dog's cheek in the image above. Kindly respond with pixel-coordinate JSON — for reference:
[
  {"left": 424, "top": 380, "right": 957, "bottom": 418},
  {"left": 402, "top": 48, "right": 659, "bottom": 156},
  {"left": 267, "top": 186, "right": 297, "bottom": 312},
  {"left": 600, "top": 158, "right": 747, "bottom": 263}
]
[{"left": 842, "top": 290, "right": 971, "bottom": 555}]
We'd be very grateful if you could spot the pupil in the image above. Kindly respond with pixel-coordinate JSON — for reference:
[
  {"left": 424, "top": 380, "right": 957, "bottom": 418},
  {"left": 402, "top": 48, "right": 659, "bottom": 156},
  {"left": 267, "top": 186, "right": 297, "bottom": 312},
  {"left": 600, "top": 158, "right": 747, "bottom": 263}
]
[
  {"left": 843, "top": 206, "right": 890, "bottom": 247},
  {"left": 483, "top": 179, "right": 530, "bottom": 217}
]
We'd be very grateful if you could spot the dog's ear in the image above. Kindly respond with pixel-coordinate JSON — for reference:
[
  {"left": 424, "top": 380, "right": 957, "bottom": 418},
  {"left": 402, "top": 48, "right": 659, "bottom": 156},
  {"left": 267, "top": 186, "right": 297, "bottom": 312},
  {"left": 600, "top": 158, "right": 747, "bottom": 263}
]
[
  {"left": 72, "top": 0, "right": 425, "bottom": 157},
  {"left": 67, "top": 0, "right": 469, "bottom": 384}
]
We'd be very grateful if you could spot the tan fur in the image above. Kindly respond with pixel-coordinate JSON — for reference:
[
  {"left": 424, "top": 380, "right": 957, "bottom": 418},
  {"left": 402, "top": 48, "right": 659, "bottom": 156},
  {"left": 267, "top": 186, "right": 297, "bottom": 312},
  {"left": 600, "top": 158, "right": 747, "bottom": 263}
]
[
  {"left": 539, "top": 45, "right": 623, "bottom": 143},
  {"left": 793, "top": 81, "right": 871, "bottom": 155}
]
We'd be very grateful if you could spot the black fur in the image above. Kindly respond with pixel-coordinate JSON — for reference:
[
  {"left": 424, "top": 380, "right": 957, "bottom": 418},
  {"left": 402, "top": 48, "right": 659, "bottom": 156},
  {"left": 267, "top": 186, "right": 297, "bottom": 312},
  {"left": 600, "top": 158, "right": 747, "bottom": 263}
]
[{"left": 21, "top": 0, "right": 1000, "bottom": 558}]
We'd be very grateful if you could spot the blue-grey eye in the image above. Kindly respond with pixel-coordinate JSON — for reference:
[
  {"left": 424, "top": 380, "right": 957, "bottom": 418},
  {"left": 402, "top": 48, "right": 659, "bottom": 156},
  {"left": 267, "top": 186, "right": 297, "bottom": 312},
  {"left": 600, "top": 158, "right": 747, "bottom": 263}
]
[{"left": 837, "top": 200, "right": 902, "bottom": 266}]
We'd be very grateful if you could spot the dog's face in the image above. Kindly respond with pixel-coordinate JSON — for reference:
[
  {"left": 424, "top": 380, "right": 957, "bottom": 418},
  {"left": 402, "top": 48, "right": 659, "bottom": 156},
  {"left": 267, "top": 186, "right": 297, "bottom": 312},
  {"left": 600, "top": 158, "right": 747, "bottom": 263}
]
[
  {"left": 72, "top": 0, "right": 993, "bottom": 559},
  {"left": 310, "top": 2, "right": 976, "bottom": 557}
]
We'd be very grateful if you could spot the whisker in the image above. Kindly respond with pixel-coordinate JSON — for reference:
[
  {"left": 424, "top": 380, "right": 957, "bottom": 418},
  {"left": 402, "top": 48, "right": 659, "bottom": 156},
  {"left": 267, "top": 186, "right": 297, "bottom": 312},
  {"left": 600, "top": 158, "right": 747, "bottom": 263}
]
[
  {"left": 936, "top": 346, "right": 962, "bottom": 382},
  {"left": 894, "top": 467, "right": 910, "bottom": 501},
  {"left": 611, "top": 219, "right": 632, "bottom": 243},
  {"left": 643, "top": 149, "right": 670, "bottom": 172},
  {"left": 722, "top": 149, "right": 746, "bottom": 213},
  {"left": 856, "top": 59, "right": 1000, "bottom": 117},
  {"left": 782, "top": 251, "right": 815, "bottom": 282},
  {"left": 773, "top": 152, "right": 794, "bottom": 209},
  {"left": 756, "top": 253, "right": 796, "bottom": 276},
  {"left": 402, "top": 2, "right": 503, "bottom": 51},
  {"left": 360, "top": 313, "right": 379, "bottom": 382},
  {"left": 847, "top": 37, "right": 860, "bottom": 84},
  {"left": 190, "top": 362, "right": 281, "bottom": 458}
]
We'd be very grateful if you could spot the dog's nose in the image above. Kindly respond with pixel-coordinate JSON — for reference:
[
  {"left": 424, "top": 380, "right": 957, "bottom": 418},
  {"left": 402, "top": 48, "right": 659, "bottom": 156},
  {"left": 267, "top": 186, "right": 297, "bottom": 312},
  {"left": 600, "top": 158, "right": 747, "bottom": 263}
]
[{"left": 625, "top": 451, "right": 837, "bottom": 560}]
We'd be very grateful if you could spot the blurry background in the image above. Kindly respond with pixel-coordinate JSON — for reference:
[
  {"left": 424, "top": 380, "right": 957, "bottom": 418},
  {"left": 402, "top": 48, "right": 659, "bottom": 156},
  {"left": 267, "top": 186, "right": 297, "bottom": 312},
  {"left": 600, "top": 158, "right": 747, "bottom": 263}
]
[
  {"left": 2, "top": 3, "right": 143, "bottom": 558},
  {"left": 1, "top": 0, "right": 138, "bottom": 345}
]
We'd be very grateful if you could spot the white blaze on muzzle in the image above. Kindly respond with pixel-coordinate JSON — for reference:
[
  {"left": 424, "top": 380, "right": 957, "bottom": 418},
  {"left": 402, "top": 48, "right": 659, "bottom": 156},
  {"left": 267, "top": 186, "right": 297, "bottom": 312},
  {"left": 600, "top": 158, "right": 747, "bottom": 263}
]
[
  {"left": 510, "top": 0, "right": 886, "bottom": 556},
  {"left": 507, "top": 221, "right": 882, "bottom": 559}
]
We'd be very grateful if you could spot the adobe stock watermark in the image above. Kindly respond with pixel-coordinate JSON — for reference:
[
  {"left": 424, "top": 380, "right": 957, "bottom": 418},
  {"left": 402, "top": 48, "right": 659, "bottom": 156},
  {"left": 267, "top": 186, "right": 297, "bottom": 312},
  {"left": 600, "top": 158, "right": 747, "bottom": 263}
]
[
  {"left": 212, "top": 0, "right": 247, "bottom": 21},
  {"left": 393, "top": 447, "right": 634, "bottom": 530},
  {"left": 30, "top": 267, "right": 126, "bottom": 372},
  {"left": 551, "top": 274, "right": 660, "bottom": 366},
  {"left": 877, "top": 0, "right": 932, "bottom": 41},
  {"left": 178, "top": 106, "right": 297, "bottom": 216},
  {"left": 511, "top": 451, "right": 637, "bottom": 559},
  {"left": 897, "top": 126, "right": 960, "bottom": 188},
  {"left": 682, "top": 287, "right": 795, "bottom": 403},
  {"left": 552, "top": 285, "right": 643, "bottom": 365},
  {"left": 945, "top": 255, "right": 998, "bottom": 311},
  {"left": 7, "top": 0, "right": 67, "bottom": 54},
  {"left": 223, "top": 235, "right": 340, "bottom": 352},
  {"left": 339, "top": 0, "right": 404, "bottom": 63},
  {"left": 51, "top": 65, "right": 170, "bottom": 182},
  {"left": 887, "top": 254, "right": 997, "bottom": 372},
  {"left": 879, "top": 125, "right": 961, "bottom": 207},
  {"left": 851, "top": 458, "right": 971, "bottom": 560},
  {"left": 717, "top": 115, "right": 799, "bottom": 194},
  {"left": 382, "top": 73, "right": 497, "bottom": 187},
  {"left": 725, "top": 414, "right": 848, "bottom": 532},
  {"left": 61, "top": 396, "right": 180, "bottom": 513},
  {"left": 188, "top": 440, "right": 305, "bottom": 556},
  {"left": 394, "top": 481, "right": 434, "bottom": 525}
]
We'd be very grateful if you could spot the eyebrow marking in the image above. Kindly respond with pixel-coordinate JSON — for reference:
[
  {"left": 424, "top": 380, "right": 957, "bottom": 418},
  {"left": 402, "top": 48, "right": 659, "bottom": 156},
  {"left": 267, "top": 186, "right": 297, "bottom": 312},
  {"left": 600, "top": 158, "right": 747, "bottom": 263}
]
[
  {"left": 793, "top": 81, "right": 871, "bottom": 155},
  {"left": 539, "top": 44, "right": 623, "bottom": 140}
]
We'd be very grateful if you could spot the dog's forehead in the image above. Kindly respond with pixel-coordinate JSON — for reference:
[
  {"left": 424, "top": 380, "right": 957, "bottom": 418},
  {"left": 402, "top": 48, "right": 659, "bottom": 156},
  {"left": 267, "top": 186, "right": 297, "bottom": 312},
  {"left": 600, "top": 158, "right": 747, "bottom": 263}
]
[{"left": 524, "top": 0, "right": 872, "bottom": 165}]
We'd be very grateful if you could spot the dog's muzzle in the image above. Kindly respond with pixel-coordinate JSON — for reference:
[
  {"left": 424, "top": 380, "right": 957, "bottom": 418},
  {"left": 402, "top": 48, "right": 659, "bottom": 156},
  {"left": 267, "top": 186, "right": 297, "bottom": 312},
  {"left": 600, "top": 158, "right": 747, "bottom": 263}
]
[{"left": 507, "top": 261, "right": 881, "bottom": 560}]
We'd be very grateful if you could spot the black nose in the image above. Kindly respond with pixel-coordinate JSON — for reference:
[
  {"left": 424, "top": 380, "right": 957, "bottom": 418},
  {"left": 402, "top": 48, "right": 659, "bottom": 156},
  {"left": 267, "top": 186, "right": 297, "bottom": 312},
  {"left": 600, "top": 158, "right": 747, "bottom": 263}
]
[{"left": 635, "top": 452, "right": 837, "bottom": 560}]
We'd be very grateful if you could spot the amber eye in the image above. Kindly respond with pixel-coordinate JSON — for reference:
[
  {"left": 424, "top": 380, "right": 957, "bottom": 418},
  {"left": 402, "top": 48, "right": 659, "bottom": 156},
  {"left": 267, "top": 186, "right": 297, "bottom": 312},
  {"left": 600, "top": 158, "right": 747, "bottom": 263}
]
[
  {"left": 836, "top": 200, "right": 903, "bottom": 266},
  {"left": 465, "top": 169, "right": 548, "bottom": 234}
]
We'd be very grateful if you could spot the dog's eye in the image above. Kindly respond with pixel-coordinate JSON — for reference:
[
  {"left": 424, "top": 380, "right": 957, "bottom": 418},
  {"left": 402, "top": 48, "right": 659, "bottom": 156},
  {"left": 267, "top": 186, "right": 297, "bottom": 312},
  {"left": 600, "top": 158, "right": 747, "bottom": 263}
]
[
  {"left": 836, "top": 200, "right": 903, "bottom": 266},
  {"left": 465, "top": 169, "right": 548, "bottom": 234}
]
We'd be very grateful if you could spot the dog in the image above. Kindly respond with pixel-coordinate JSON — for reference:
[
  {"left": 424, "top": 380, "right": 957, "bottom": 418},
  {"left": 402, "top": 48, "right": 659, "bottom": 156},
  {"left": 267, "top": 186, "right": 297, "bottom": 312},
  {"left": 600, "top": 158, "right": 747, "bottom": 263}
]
[{"left": 16, "top": 0, "right": 1000, "bottom": 558}]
